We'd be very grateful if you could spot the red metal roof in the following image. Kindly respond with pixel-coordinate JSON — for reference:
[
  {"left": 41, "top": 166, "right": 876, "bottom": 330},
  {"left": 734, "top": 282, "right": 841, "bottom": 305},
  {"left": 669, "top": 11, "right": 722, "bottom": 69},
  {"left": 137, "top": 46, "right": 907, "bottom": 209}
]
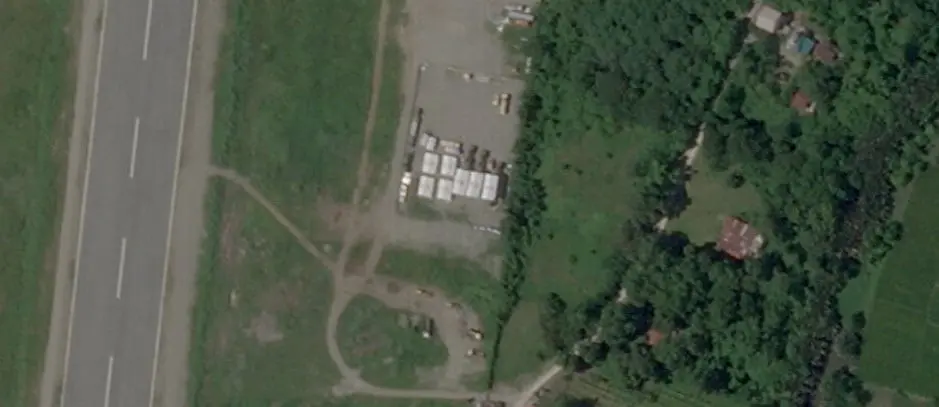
[{"left": 717, "top": 217, "right": 764, "bottom": 260}]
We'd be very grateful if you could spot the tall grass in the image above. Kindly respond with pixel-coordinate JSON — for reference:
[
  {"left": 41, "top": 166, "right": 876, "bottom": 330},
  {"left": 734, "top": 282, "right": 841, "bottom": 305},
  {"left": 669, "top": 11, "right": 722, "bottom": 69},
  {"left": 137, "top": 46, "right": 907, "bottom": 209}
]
[{"left": 0, "top": 0, "right": 73, "bottom": 405}]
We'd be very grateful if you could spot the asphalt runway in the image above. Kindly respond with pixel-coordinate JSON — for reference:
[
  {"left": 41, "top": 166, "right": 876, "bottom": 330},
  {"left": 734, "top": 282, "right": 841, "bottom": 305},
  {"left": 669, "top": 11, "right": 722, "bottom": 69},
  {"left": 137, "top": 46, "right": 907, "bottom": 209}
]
[{"left": 58, "top": 0, "right": 197, "bottom": 405}]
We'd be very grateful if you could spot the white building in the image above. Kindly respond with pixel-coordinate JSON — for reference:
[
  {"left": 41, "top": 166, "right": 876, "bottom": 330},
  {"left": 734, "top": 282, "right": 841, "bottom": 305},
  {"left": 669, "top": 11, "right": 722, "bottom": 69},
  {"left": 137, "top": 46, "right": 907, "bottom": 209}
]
[
  {"left": 440, "top": 155, "right": 458, "bottom": 177},
  {"left": 436, "top": 179, "right": 454, "bottom": 202},
  {"left": 465, "top": 171, "right": 484, "bottom": 199},
  {"left": 417, "top": 175, "right": 436, "bottom": 199},
  {"left": 481, "top": 173, "right": 501, "bottom": 201},
  {"left": 453, "top": 169, "right": 470, "bottom": 196},
  {"left": 750, "top": 3, "right": 783, "bottom": 34},
  {"left": 421, "top": 152, "right": 440, "bottom": 174}
]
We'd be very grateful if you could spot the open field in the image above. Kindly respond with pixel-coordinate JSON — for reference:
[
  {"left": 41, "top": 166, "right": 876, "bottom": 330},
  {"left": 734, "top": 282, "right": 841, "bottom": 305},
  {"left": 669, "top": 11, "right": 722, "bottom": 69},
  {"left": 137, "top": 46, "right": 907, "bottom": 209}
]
[
  {"left": 861, "top": 166, "right": 939, "bottom": 398},
  {"left": 0, "top": 0, "right": 73, "bottom": 404},
  {"left": 493, "top": 125, "right": 665, "bottom": 383},
  {"left": 375, "top": 247, "right": 503, "bottom": 347},
  {"left": 667, "top": 156, "right": 764, "bottom": 244},
  {"left": 337, "top": 295, "right": 449, "bottom": 388},
  {"left": 561, "top": 372, "right": 751, "bottom": 407},
  {"left": 188, "top": 179, "right": 340, "bottom": 405},
  {"left": 211, "top": 0, "right": 401, "bottom": 237}
]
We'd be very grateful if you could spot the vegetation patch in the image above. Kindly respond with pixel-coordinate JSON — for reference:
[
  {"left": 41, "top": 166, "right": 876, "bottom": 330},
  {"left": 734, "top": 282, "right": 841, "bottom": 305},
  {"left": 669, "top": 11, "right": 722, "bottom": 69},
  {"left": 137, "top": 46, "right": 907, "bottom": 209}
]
[
  {"left": 337, "top": 295, "right": 449, "bottom": 388},
  {"left": 861, "top": 166, "right": 939, "bottom": 397},
  {"left": 666, "top": 158, "right": 764, "bottom": 244},
  {"left": 376, "top": 247, "right": 502, "bottom": 337},
  {"left": 0, "top": 0, "right": 73, "bottom": 404},
  {"left": 211, "top": 0, "right": 401, "bottom": 237},
  {"left": 502, "top": 0, "right": 939, "bottom": 405},
  {"left": 188, "top": 179, "right": 339, "bottom": 405}
]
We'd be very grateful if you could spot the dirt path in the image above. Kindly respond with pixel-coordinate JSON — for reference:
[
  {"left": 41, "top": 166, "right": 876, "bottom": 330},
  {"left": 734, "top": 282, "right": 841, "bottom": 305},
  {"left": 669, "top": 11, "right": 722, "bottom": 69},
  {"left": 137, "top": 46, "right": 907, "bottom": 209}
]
[
  {"left": 209, "top": 163, "right": 503, "bottom": 399},
  {"left": 208, "top": 0, "right": 514, "bottom": 401},
  {"left": 209, "top": 167, "right": 340, "bottom": 271},
  {"left": 337, "top": 0, "right": 391, "bottom": 273}
]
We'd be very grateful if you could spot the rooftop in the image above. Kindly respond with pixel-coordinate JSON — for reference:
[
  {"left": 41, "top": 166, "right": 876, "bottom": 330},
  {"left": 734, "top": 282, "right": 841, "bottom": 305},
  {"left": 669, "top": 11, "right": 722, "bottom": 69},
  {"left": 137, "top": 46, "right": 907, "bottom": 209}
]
[
  {"left": 646, "top": 329, "right": 666, "bottom": 346},
  {"left": 813, "top": 40, "right": 838, "bottom": 64},
  {"left": 790, "top": 90, "right": 816, "bottom": 114},
  {"left": 717, "top": 216, "right": 765, "bottom": 260},
  {"left": 750, "top": 4, "right": 783, "bottom": 34}
]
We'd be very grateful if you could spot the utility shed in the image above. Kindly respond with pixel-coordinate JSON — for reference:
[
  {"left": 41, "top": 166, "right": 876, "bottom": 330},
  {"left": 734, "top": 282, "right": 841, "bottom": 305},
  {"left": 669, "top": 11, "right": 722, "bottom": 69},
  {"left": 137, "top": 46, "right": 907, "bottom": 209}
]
[
  {"left": 421, "top": 152, "right": 440, "bottom": 174},
  {"left": 453, "top": 169, "right": 470, "bottom": 196},
  {"left": 480, "top": 173, "right": 500, "bottom": 201},
  {"left": 440, "top": 155, "right": 458, "bottom": 177},
  {"left": 436, "top": 179, "right": 453, "bottom": 201},
  {"left": 750, "top": 4, "right": 783, "bottom": 34},
  {"left": 465, "top": 171, "right": 484, "bottom": 199},
  {"left": 717, "top": 217, "right": 765, "bottom": 260},
  {"left": 417, "top": 176, "right": 436, "bottom": 199}
]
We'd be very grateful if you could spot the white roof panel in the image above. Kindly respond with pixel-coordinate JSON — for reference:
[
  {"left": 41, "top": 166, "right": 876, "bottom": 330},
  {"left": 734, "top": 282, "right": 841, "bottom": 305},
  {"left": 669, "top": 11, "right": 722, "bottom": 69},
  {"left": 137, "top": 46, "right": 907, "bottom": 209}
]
[
  {"left": 453, "top": 169, "right": 470, "bottom": 196},
  {"left": 417, "top": 176, "right": 436, "bottom": 198},
  {"left": 421, "top": 152, "right": 440, "bottom": 174},
  {"left": 439, "top": 140, "right": 461, "bottom": 155},
  {"left": 436, "top": 179, "right": 454, "bottom": 201},
  {"left": 481, "top": 173, "right": 500, "bottom": 201},
  {"left": 440, "top": 155, "right": 458, "bottom": 177},
  {"left": 466, "top": 171, "right": 484, "bottom": 198}
]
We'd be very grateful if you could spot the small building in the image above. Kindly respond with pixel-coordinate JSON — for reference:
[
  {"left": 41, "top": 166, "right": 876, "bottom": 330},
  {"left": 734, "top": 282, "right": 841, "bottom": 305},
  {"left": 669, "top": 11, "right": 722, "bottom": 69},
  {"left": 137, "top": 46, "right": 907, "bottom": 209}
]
[
  {"left": 438, "top": 139, "right": 461, "bottom": 155},
  {"left": 480, "top": 173, "right": 501, "bottom": 201},
  {"left": 465, "top": 171, "right": 485, "bottom": 198},
  {"left": 790, "top": 90, "right": 816, "bottom": 115},
  {"left": 440, "top": 155, "right": 458, "bottom": 177},
  {"left": 812, "top": 39, "right": 839, "bottom": 64},
  {"left": 416, "top": 176, "right": 436, "bottom": 199},
  {"left": 717, "top": 216, "right": 765, "bottom": 259},
  {"left": 436, "top": 179, "right": 454, "bottom": 202},
  {"left": 646, "top": 329, "right": 666, "bottom": 347},
  {"left": 453, "top": 169, "right": 470, "bottom": 196},
  {"left": 421, "top": 152, "right": 440, "bottom": 174},
  {"left": 749, "top": 3, "right": 783, "bottom": 34}
]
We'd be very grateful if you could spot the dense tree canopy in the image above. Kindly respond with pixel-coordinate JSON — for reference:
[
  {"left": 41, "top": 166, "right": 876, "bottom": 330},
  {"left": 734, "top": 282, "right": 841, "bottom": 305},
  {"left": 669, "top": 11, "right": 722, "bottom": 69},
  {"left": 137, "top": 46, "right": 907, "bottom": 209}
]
[{"left": 510, "top": 0, "right": 939, "bottom": 405}]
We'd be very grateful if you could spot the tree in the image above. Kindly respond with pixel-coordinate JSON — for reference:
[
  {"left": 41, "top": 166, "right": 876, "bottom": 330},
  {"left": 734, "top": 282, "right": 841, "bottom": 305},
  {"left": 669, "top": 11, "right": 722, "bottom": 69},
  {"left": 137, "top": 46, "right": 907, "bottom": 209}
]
[
  {"left": 540, "top": 293, "right": 570, "bottom": 354},
  {"left": 822, "top": 367, "right": 873, "bottom": 407}
]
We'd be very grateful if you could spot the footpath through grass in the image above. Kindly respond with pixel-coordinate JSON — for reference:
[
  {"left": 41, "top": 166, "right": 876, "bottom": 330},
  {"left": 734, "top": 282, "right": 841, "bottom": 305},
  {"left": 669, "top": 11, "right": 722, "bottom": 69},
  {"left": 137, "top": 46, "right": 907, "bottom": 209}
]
[
  {"left": 188, "top": 179, "right": 340, "bottom": 404},
  {"left": 337, "top": 295, "right": 449, "bottom": 388},
  {"left": 0, "top": 0, "right": 73, "bottom": 405},
  {"left": 861, "top": 165, "right": 939, "bottom": 397},
  {"left": 212, "top": 0, "right": 403, "bottom": 238}
]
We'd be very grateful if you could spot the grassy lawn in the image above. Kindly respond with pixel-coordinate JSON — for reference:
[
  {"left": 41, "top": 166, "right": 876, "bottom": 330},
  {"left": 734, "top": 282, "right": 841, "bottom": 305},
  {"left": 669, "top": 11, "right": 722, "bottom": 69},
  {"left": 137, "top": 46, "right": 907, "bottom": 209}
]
[
  {"left": 0, "top": 0, "right": 73, "bottom": 405},
  {"left": 564, "top": 372, "right": 750, "bottom": 407},
  {"left": 860, "top": 165, "right": 939, "bottom": 398},
  {"left": 337, "top": 295, "right": 449, "bottom": 388},
  {"left": 212, "top": 0, "right": 404, "bottom": 238},
  {"left": 667, "top": 157, "right": 764, "bottom": 244},
  {"left": 188, "top": 179, "right": 341, "bottom": 405},
  {"left": 338, "top": 397, "right": 469, "bottom": 407},
  {"left": 494, "top": 125, "right": 664, "bottom": 383}
]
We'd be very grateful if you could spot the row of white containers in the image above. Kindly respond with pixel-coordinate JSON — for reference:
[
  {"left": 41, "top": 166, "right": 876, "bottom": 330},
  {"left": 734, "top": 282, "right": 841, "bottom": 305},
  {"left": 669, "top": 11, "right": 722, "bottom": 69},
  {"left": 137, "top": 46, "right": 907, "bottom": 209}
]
[{"left": 417, "top": 151, "right": 499, "bottom": 202}]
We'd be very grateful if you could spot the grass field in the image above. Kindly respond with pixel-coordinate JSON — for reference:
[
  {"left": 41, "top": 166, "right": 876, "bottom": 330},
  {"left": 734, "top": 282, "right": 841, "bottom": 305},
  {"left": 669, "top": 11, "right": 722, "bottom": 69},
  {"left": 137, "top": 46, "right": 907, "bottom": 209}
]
[
  {"left": 337, "top": 295, "right": 449, "bottom": 388},
  {"left": 0, "top": 0, "right": 73, "bottom": 405},
  {"left": 189, "top": 179, "right": 342, "bottom": 404},
  {"left": 860, "top": 166, "right": 939, "bottom": 398},
  {"left": 493, "top": 126, "right": 664, "bottom": 383},
  {"left": 667, "top": 157, "right": 764, "bottom": 244},
  {"left": 211, "top": 0, "right": 403, "bottom": 238}
]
